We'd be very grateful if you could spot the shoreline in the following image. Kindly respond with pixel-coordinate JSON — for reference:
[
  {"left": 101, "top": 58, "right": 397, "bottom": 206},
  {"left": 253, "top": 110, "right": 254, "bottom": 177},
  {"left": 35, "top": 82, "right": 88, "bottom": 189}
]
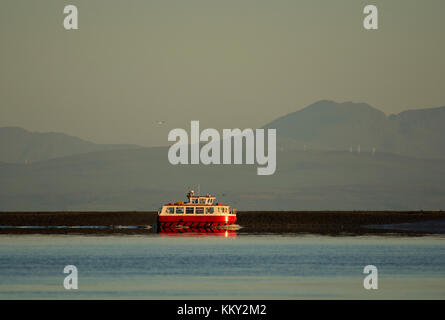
[{"left": 1, "top": 211, "right": 445, "bottom": 235}]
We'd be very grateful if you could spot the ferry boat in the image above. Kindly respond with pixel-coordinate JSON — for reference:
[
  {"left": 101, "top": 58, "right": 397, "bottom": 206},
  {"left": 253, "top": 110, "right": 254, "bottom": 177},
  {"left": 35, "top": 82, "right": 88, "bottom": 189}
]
[{"left": 157, "top": 190, "right": 237, "bottom": 228}]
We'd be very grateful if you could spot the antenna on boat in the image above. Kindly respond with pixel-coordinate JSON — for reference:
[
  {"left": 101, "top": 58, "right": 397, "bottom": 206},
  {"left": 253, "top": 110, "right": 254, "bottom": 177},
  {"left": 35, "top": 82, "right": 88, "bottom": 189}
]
[{"left": 198, "top": 184, "right": 200, "bottom": 196}]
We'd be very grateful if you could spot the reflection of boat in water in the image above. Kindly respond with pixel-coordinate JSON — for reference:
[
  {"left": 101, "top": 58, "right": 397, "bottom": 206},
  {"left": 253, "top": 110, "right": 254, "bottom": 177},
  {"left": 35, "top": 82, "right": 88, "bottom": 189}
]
[
  {"left": 159, "top": 227, "right": 237, "bottom": 237},
  {"left": 157, "top": 190, "right": 237, "bottom": 228}
]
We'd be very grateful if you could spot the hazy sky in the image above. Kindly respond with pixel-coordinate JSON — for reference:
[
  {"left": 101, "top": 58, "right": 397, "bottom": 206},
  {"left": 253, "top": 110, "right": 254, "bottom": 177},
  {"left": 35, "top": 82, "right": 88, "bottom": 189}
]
[{"left": 1, "top": 0, "right": 444, "bottom": 146}]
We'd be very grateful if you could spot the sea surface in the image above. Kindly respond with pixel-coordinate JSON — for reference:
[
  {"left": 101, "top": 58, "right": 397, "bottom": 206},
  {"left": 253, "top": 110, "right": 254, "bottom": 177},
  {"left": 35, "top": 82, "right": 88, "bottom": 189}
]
[{"left": 0, "top": 233, "right": 444, "bottom": 299}]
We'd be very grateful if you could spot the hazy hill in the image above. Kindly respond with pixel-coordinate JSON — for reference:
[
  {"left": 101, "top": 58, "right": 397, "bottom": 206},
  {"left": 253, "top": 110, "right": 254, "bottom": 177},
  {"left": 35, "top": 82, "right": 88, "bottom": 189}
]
[
  {"left": 3, "top": 100, "right": 445, "bottom": 164},
  {"left": 0, "top": 127, "right": 141, "bottom": 163},
  {"left": 1, "top": 100, "right": 445, "bottom": 211},
  {"left": 264, "top": 100, "right": 445, "bottom": 159},
  {"left": 391, "top": 106, "right": 445, "bottom": 157},
  {"left": 1, "top": 146, "right": 444, "bottom": 211}
]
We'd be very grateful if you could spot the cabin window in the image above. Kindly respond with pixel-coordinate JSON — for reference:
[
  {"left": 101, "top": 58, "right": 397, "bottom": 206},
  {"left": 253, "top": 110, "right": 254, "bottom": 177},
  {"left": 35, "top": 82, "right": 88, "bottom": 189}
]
[
  {"left": 196, "top": 207, "right": 204, "bottom": 214},
  {"left": 176, "top": 207, "right": 184, "bottom": 214},
  {"left": 192, "top": 199, "right": 198, "bottom": 204},
  {"left": 186, "top": 207, "right": 194, "bottom": 214},
  {"left": 207, "top": 207, "right": 214, "bottom": 214},
  {"left": 167, "top": 207, "right": 174, "bottom": 214},
  {"left": 199, "top": 199, "right": 206, "bottom": 204}
]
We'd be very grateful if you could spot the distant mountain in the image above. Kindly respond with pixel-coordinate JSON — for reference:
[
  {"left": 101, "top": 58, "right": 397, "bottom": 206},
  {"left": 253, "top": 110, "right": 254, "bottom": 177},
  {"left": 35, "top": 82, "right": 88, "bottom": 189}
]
[
  {"left": 0, "top": 127, "right": 141, "bottom": 163},
  {"left": 1, "top": 147, "right": 444, "bottom": 211},
  {"left": 1, "top": 101, "right": 445, "bottom": 211},
  {"left": 391, "top": 106, "right": 445, "bottom": 157},
  {"left": 263, "top": 100, "right": 445, "bottom": 159}
]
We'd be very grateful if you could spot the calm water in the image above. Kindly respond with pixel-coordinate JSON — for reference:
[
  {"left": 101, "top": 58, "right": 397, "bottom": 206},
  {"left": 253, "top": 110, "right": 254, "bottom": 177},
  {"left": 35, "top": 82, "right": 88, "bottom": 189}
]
[{"left": 0, "top": 233, "right": 444, "bottom": 299}]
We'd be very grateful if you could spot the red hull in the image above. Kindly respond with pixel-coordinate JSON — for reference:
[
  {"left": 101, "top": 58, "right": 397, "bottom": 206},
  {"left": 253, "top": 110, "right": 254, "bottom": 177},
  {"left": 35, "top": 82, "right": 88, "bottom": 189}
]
[
  {"left": 159, "top": 227, "right": 237, "bottom": 237},
  {"left": 158, "top": 215, "right": 236, "bottom": 228}
]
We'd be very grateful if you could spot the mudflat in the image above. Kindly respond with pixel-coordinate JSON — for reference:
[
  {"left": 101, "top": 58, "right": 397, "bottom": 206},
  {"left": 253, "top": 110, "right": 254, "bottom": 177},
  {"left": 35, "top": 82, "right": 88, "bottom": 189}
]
[{"left": 1, "top": 211, "right": 445, "bottom": 235}]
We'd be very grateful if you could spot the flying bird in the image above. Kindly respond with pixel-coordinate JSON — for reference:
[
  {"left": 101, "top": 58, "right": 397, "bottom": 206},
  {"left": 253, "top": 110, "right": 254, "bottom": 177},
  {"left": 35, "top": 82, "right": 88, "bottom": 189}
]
[{"left": 156, "top": 120, "right": 166, "bottom": 125}]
